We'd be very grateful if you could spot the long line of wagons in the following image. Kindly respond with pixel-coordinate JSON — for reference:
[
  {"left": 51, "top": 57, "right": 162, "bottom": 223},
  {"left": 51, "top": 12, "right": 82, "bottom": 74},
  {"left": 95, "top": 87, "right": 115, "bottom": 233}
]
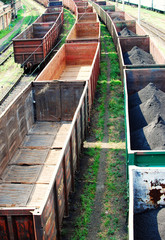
[
  {"left": 0, "top": 0, "right": 100, "bottom": 239},
  {"left": 89, "top": 1, "right": 165, "bottom": 239},
  {"left": 1, "top": 0, "right": 165, "bottom": 239}
]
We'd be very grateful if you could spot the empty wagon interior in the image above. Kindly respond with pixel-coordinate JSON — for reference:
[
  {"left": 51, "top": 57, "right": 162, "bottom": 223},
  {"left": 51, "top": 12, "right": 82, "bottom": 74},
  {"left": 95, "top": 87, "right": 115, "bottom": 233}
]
[
  {"left": 77, "top": 12, "right": 98, "bottom": 23},
  {"left": 36, "top": 42, "right": 99, "bottom": 81},
  {"left": 67, "top": 22, "right": 100, "bottom": 41},
  {"left": 77, "top": 6, "right": 93, "bottom": 13},
  {"left": 0, "top": 81, "right": 85, "bottom": 209},
  {"left": 14, "top": 23, "right": 54, "bottom": 39},
  {"left": 35, "top": 12, "right": 60, "bottom": 23},
  {"left": 33, "top": 23, "right": 54, "bottom": 38}
]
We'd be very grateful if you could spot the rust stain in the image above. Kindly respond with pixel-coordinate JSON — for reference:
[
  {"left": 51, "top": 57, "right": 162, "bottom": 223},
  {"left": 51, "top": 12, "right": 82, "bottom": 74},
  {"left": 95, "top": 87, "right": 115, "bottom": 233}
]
[
  {"left": 151, "top": 179, "right": 161, "bottom": 187},
  {"left": 149, "top": 188, "right": 162, "bottom": 205},
  {"left": 161, "top": 183, "right": 165, "bottom": 188}
]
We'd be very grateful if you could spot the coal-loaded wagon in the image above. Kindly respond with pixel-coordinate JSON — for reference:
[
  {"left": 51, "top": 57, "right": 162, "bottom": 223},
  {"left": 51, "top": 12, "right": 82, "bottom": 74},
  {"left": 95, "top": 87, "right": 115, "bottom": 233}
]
[
  {"left": 118, "top": 37, "right": 165, "bottom": 78},
  {"left": 125, "top": 68, "right": 165, "bottom": 239},
  {"left": 124, "top": 68, "right": 165, "bottom": 167},
  {"left": 111, "top": 19, "right": 148, "bottom": 46},
  {"left": 0, "top": 79, "right": 88, "bottom": 239},
  {"left": 13, "top": 7, "right": 63, "bottom": 70}
]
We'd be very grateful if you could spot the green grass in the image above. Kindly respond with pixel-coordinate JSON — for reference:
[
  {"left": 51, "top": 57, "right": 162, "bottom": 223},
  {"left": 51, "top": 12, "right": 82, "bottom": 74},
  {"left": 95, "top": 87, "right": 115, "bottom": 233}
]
[
  {"left": 57, "top": 8, "right": 76, "bottom": 49},
  {"left": 0, "top": 5, "right": 39, "bottom": 48},
  {"left": 60, "top": 15, "right": 127, "bottom": 239},
  {"left": 72, "top": 147, "right": 101, "bottom": 240},
  {"left": 98, "top": 149, "right": 128, "bottom": 240},
  {"left": 0, "top": 8, "right": 24, "bottom": 39},
  {"left": 97, "top": 24, "right": 127, "bottom": 239}
]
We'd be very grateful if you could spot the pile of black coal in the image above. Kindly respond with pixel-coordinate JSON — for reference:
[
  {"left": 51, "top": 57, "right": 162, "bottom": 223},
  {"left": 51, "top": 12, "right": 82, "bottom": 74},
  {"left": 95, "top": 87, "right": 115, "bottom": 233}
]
[
  {"left": 131, "top": 114, "right": 165, "bottom": 150},
  {"left": 134, "top": 207, "right": 165, "bottom": 240},
  {"left": 118, "top": 27, "right": 137, "bottom": 36},
  {"left": 129, "top": 83, "right": 165, "bottom": 150},
  {"left": 128, "top": 82, "right": 165, "bottom": 108},
  {"left": 113, "top": 16, "right": 122, "bottom": 21},
  {"left": 124, "top": 46, "right": 155, "bottom": 65}
]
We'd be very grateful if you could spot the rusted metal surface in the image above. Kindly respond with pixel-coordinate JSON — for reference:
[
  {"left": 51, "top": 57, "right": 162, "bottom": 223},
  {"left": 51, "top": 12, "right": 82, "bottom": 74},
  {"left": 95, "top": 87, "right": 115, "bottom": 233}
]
[
  {"left": 74, "top": 1, "right": 88, "bottom": 7},
  {"left": 112, "top": 20, "right": 148, "bottom": 46},
  {"left": 118, "top": 37, "right": 165, "bottom": 80},
  {"left": 35, "top": 42, "right": 100, "bottom": 112},
  {"left": 33, "top": 81, "right": 84, "bottom": 121},
  {"left": 132, "top": 167, "right": 165, "bottom": 213},
  {"left": 66, "top": 22, "right": 100, "bottom": 43},
  {"left": 13, "top": 7, "right": 63, "bottom": 67},
  {"left": 129, "top": 166, "right": 165, "bottom": 240},
  {"left": 77, "top": 6, "right": 93, "bottom": 13},
  {"left": 0, "top": 80, "right": 88, "bottom": 239},
  {"left": 63, "top": 0, "right": 77, "bottom": 14},
  {"left": 0, "top": 84, "right": 34, "bottom": 177},
  {"left": 77, "top": 12, "right": 98, "bottom": 23}
]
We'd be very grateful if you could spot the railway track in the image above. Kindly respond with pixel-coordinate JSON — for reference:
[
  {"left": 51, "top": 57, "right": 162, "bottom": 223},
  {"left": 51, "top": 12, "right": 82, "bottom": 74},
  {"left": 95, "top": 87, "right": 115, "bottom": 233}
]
[
  {"left": 0, "top": 45, "right": 13, "bottom": 66},
  {"left": 137, "top": 19, "right": 165, "bottom": 42},
  {"left": 0, "top": 74, "right": 35, "bottom": 113},
  {"left": 0, "top": 0, "right": 46, "bottom": 105}
]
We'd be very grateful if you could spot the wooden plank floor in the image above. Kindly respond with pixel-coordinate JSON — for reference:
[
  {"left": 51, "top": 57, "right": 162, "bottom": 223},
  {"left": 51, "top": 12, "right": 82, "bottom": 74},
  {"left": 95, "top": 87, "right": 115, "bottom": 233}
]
[
  {"left": 0, "top": 121, "right": 71, "bottom": 207},
  {"left": 59, "top": 65, "right": 91, "bottom": 81}
]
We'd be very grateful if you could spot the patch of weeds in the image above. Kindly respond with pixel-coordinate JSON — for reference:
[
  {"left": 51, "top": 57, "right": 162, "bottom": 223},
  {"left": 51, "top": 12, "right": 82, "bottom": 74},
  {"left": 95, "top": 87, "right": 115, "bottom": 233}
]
[
  {"left": 98, "top": 149, "right": 128, "bottom": 239},
  {"left": 73, "top": 147, "right": 101, "bottom": 240},
  {"left": 57, "top": 9, "right": 75, "bottom": 49},
  {"left": 98, "top": 23, "right": 127, "bottom": 239}
]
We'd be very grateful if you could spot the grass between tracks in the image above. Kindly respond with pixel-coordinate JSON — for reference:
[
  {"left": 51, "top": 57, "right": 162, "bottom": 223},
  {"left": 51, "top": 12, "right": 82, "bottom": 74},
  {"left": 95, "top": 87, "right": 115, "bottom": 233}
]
[
  {"left": 57, "top": 8, "right": 76, "bottom": 49},
  {"left": 70, "top": 23, "right": 127, "bottom": 240}
]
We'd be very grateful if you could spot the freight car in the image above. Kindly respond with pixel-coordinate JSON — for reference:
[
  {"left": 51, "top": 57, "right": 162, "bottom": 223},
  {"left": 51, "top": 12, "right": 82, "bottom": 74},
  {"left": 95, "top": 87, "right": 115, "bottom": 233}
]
[
  {"left": 0, "top": 80, "right": 88, "bottom": 239},
  {"left": 35, "top": 42, "right": 100, "bottom": 112},
  {"left": 66, "top": 22, "right": 100, "bottom": 42},
  {"left": 13, "top": 7, "right": 63, "bottom": 70},
  {"left": 124, "top": 68, "right": 165, "bottom": 167},
  {"left": 0, "top": 0, "right": 101, "bottom": 237},
  {"left": 91, "top": 1, "right": 165, "bottom": 72}
]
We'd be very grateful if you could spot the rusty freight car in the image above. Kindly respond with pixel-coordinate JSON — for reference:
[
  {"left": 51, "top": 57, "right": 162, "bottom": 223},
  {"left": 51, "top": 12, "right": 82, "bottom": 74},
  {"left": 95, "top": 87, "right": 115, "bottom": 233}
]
[
  {"left": 0, "top": 79, "right": 88, "bottom": 239},
  {"left": 13, "top": 7, "right": 63, "bottom": 70},
  {"left": 35, "top": 42, "right": 100, "bottom": 113},
  {"left": 66, "top": 21, "right": 100, "bottom": 43}
]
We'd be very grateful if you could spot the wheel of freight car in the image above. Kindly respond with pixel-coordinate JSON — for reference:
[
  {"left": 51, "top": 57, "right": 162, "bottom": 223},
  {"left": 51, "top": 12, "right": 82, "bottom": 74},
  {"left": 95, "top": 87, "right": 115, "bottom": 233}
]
[{"left": 24, "top": 62, "right": 33, "bottom": 73}]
